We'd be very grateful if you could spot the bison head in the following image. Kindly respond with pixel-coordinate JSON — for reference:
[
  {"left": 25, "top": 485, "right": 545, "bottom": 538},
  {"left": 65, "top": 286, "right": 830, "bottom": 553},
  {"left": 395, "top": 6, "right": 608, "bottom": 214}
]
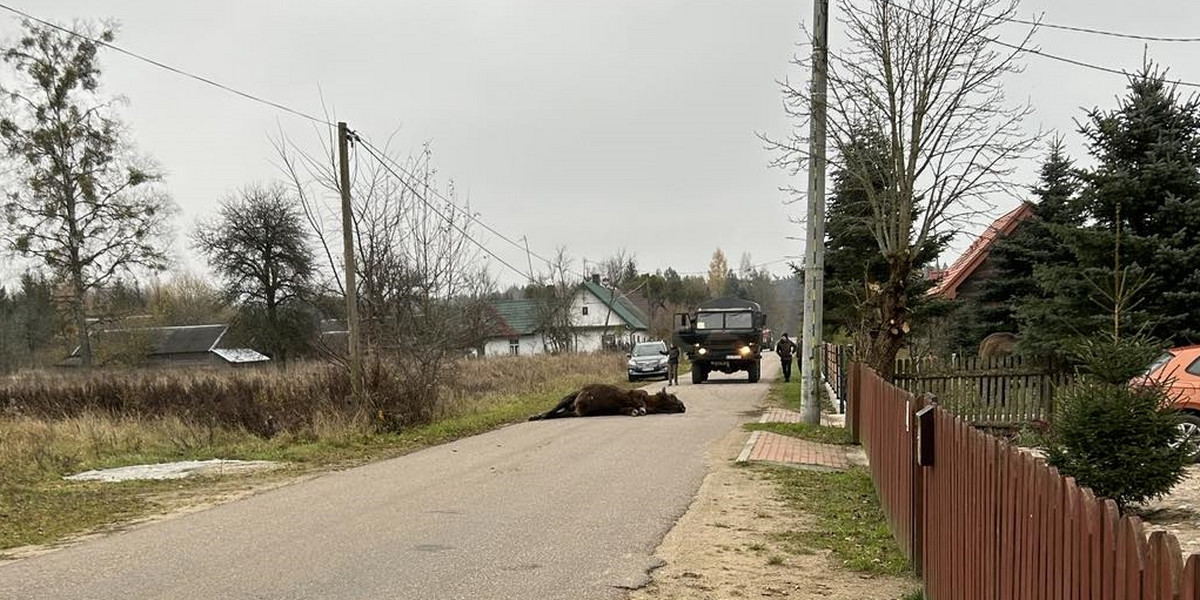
[{"left": 648, "top": 387, "right": 686, "bottom": 414}]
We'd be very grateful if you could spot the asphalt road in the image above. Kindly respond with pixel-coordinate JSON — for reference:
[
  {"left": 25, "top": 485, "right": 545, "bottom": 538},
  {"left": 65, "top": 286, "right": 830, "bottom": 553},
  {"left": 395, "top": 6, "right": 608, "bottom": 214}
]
[{"left": 0, "top": 360, "right": 780, "bottom": 600}]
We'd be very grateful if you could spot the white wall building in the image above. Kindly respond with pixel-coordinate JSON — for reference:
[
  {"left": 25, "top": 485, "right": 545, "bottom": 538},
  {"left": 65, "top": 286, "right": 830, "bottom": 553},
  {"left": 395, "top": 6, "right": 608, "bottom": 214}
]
[{"left": 482, "top": 278, "right": 652, "bottom": 357}]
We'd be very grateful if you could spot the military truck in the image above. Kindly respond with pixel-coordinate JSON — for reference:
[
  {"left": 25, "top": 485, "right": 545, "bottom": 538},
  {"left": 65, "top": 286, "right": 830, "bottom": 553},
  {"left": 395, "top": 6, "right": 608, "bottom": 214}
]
[{"left": 674, "top": 297, "right": 766, "bottom": 384}]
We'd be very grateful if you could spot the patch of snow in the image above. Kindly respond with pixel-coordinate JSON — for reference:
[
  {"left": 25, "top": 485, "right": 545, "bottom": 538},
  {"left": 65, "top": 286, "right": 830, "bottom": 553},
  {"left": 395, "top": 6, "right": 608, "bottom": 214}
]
[
  {"left": 212, "top": 348, "right": 270, "bottom": 364},
  {"left": 64, "top": 459, "right": 278, "bottom": 482}
]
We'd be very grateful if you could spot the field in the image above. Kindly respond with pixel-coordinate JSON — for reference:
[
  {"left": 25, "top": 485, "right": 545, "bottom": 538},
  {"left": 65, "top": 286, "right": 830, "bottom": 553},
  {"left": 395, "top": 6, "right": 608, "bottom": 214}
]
[{"left": 0, "top": 353, "right": 625, "bottom": 552}]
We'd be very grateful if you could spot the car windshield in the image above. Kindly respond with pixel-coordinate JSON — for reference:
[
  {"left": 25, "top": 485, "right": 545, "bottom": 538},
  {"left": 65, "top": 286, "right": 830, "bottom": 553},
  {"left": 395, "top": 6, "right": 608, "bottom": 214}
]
[{"left": 632, "top": 343, "right": 666, "bottom": 357}]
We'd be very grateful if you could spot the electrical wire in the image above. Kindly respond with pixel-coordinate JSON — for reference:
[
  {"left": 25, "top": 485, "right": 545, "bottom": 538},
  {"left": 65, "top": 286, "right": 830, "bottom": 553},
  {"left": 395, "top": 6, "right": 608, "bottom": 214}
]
[
  {"left": 0, "top": 2, "right": 803, "bottom": 285},
  {"left": 998, "top": 11, "right": 1200, "bottom": 43},
  {"left": 879, "top": 0, "right": 1200, "bottom": 89},
  {"left": 355, "top": 137, "right": 536, "bottom": 282},
  {"left": 0, "top": 2, "right": 334, "bottom": 126}
]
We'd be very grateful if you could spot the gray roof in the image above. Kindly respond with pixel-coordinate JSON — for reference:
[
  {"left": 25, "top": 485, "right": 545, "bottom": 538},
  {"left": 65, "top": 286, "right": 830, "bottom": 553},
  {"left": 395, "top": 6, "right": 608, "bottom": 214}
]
[
  {"left": 491, "top": 299, "right": 539, "bottom": 336},
  {"left": 70, "top": 324, "right": 229, "bottom": 358}
]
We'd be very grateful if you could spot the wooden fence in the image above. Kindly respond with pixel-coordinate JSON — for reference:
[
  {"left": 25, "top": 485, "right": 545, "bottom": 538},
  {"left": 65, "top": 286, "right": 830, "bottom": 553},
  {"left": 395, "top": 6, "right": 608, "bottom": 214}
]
[
  {"left": 851, "top": 362, "right": 1200, "bottom": 599},
  {"left": 893, "top": 355, "right": 1072, "bottom": 428}
]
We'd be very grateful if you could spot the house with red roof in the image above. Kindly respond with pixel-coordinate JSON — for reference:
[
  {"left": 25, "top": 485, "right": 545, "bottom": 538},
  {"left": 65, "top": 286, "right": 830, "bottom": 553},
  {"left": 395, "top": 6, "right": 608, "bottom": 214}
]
[{"left": 929, "top": 202, "right": 1034, "bottom": 301}]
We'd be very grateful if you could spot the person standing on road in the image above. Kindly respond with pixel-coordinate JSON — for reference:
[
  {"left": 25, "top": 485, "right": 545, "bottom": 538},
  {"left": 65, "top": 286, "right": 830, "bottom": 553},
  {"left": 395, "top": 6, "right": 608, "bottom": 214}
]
[
  {"left": 775, "top": 333, "right": 796, "bottom": 383},
  {"left": 662, "top": 343, "right": 681, "bottom": 386}
]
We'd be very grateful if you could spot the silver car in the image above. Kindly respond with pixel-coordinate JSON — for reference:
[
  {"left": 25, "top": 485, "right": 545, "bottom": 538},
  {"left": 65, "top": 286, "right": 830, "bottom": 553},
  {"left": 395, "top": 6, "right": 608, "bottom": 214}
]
[{"left": 627, "top": 341, "right": 669, "bottom": 382}]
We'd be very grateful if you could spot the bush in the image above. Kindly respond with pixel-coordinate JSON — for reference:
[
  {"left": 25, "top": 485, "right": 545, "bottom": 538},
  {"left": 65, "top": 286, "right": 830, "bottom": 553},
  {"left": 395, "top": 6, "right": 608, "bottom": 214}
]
[{"left": 1041, "top": 336, "right": 1189, "bottom": 510}]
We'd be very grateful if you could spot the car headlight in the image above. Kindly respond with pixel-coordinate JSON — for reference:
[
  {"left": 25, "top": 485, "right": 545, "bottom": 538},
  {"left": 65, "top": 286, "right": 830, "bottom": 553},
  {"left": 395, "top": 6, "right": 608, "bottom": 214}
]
[
  {"left": 657, "top": 357, "right": 668, "bottom": 366},
  {"left": 627, "top": 360, "right": 637, "bottom": 368}
]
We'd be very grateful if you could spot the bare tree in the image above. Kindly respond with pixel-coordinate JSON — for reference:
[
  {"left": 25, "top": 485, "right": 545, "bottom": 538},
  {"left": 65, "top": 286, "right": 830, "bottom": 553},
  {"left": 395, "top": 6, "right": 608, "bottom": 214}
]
[
  {"left": 0, "top": 19, "right": 175, "bottom": 368},
  {"left": 531, "top": 248, "right": 578, "bottom": 354},
  {"left": 767, "top": 0, "right": 1038, "bottom": 377},
  {"left": 192, "top": 183, "right": 316, "bottom": 363}
]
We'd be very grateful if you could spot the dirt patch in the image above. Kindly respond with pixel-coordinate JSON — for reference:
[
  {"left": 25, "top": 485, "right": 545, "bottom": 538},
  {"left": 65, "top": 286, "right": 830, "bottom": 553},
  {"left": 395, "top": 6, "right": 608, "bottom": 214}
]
[
  {"left": 1140, "top": 465, "right": 1200, "bottom": 557},
  {"left": 0, "top": 467, "right": 315, "bottom": 562},
  {"left": 628, "top": 427, "right": 919, "bottom": 600}
]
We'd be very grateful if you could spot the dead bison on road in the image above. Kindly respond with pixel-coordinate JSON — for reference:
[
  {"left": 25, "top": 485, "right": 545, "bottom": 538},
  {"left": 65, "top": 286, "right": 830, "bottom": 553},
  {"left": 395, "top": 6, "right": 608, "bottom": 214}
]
[{"left": 528, "top": 384, "right": 686, "bottom": 420}]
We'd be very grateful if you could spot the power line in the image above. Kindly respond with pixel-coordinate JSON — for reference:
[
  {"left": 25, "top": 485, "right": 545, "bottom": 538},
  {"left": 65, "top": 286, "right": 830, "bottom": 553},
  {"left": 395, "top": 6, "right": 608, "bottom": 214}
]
[
  {"left": 1002, "top": 12, "right": 1200, "bottom": 43},
  {"left": 356, "top": 135, "right": 594, "bottom": 280},
  {"left": 355, "top": 138, "right": 536, "bottom": 282},
  {"left": 0, "top": 2, "right": 333, "bottom": 126},
  {"left": 879, "top": 0, "right": 1200, "bottom": 90}
]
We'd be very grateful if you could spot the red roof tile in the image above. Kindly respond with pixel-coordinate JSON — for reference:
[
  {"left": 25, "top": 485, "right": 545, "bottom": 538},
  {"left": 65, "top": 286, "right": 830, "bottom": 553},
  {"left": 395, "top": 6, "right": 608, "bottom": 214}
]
[{"left": 929, "top": 202, "right": 1034, "bottom": 300}]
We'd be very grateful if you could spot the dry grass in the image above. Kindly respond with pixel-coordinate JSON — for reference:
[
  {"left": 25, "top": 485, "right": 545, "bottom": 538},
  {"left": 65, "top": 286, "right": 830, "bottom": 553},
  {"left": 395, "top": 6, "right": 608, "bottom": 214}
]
[{"left": 0, "top": 352, "right": 626, "bottom": 550}]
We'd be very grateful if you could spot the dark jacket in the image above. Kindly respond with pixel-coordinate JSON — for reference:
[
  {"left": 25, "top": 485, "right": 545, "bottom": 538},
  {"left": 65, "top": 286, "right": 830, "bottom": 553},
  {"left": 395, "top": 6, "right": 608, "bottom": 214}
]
[
  {"left": 775, "top": 337, "right": 796, "bottom": 359},
  {"left": 661, "top": 346, "right": 681, "bottom": 364}
]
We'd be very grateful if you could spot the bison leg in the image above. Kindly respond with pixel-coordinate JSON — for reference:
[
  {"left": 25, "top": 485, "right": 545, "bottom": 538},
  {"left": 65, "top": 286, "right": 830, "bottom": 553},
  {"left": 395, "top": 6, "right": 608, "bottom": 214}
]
[{"left": 528, "top": 391, "right": 580, "bottom": 421}]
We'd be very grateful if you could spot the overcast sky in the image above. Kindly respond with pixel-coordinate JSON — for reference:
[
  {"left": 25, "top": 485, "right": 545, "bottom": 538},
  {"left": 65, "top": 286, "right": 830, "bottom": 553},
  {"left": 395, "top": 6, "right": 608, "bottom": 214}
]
[{"left": 11, "top": 0, "right": 1200, "bottom": 289}]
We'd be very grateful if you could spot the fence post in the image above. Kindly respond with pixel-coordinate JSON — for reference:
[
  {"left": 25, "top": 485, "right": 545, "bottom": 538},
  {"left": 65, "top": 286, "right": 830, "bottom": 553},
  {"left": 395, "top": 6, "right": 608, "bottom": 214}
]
[{"left": 848, "top": 361, "right": 861, "bottom": 444}]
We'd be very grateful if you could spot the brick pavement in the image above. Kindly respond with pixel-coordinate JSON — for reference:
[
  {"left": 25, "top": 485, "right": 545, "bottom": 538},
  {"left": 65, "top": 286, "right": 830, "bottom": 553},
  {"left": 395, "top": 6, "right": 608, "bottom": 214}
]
[{"left": 736, "top": 407, "right": 854, "bottom": 470}]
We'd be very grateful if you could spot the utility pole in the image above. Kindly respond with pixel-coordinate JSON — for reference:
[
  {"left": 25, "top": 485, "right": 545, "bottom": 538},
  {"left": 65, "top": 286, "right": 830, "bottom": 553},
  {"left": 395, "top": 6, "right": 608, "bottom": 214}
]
[
  {"left": 800, "top": 0, "right": 829, "bottom": 426},
  {"left": 338, "top": 122, "right": 364, "bottom": 405},
  {"left": 522, "top": 235, "right": 536, "bottom": 284}
]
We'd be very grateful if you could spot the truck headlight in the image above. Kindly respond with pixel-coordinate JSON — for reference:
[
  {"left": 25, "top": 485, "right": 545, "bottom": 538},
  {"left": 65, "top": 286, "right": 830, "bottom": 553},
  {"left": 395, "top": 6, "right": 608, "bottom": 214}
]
[
  {"left": 698, "top": 348, "right": 708, "bottom": 355},
  {"left": 739, "top": 346, "right": 752, "bottom": 356}
]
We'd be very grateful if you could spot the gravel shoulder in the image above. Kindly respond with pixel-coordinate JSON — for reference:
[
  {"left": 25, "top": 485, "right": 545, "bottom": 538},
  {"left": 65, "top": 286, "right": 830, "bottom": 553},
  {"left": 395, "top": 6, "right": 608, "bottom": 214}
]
[{"left": 628, "top": 421, "right": 920, "bottom": 600}]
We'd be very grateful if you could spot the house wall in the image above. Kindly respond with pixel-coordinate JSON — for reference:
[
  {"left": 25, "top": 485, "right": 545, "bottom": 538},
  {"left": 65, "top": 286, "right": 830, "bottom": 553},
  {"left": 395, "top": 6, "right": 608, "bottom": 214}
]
[
  {"left": 573, "top": 289, "right": 623, "bottom": 328},
  {"left": 484, "top": 335, "right": 545, "bottom": 357},
  {"left": 481, "top": 288, "right": 652, "bottom": 356},
  {"left": 955, "top": 255, "right": 999, "bottom": 303}
]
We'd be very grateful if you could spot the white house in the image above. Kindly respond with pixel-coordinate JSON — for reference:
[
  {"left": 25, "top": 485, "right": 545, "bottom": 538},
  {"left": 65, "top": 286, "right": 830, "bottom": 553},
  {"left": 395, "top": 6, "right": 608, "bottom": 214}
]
[{"left": 482, "top": 277, "right": 652, "bottom": 357}]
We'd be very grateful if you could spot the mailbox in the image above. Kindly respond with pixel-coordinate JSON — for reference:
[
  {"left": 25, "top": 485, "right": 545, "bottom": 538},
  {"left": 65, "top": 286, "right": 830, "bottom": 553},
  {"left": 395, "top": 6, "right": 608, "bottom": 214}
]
[{"left": 915, "top": 405, "right": 936, "bottom": 467}]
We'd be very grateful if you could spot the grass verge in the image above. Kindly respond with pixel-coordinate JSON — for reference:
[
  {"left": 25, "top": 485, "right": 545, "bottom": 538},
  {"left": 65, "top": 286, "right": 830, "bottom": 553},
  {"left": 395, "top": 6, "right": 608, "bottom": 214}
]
[
  {"left": 767, "top": 375, "right": 835, "bottom": 413},
  {"left": 763, "top": 464, "right": 911, "bottom": 576},
  {"left": 744, "top": 421, "right": 854, "bottom": 445}
]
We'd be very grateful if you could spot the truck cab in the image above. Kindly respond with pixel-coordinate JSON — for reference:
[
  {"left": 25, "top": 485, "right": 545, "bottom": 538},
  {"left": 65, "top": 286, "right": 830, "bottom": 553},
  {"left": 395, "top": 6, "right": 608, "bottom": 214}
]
[{"left": 674, "top": 297, "right": 766, "bottom": 384}]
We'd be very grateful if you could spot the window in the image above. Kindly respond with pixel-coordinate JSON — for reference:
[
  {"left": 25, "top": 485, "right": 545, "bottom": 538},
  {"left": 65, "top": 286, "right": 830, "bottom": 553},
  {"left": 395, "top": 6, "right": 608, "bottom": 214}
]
[
  {"left": 508, "top": 338, "right": 520, "bottom": 356},
  {"left": 582, "top": 306, "right": 589, "bottom": 316},
  {"left": 1186, "top": 356, "right": 1200, "bottom": 377},
  {"left": 725, "top": 312, "right": 753, "bottom": 329}
]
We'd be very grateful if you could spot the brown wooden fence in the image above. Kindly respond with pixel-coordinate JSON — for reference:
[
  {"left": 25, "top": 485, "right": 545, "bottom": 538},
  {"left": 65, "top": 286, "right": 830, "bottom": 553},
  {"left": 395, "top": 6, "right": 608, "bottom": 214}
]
[
  {"left": 850, "top": 362, "right": 1200, "bottom": 599},
  {"left": 893, "top": 355, "right": 1072, "bottom": 428}
]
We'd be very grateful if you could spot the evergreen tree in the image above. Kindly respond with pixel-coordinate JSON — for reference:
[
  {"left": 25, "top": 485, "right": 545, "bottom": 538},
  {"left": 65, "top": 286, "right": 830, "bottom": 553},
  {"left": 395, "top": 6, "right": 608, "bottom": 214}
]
[
  {"left": 952, "top": 138, "right": 1083, "bottom": 357},
  {"left": 822, "top": 128, "right": 950, "bottom": 345},
  {"left": 1019, "top": 65, "right": 1200, "bottom": 359}
]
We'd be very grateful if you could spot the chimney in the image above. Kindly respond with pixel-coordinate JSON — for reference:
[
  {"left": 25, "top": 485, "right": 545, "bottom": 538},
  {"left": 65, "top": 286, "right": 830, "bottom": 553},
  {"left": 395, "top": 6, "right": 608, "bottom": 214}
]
[{"left": 591, "top": 273, "right": 601, "bottom": 284}]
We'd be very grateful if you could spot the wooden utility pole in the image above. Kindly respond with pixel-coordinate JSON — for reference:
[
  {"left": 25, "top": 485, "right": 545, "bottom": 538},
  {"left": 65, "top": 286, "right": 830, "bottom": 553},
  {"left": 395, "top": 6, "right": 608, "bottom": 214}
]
[
  {"left": 800, "top": 0, "right": 829, "bottom": 425},
  {"left": 338, "top": 122, "right": 364, "bottom": 404}
]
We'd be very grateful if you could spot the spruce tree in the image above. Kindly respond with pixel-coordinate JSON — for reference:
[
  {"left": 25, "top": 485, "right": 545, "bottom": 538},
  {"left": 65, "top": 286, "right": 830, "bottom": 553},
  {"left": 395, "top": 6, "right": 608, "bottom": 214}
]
[
  {"left": 823, "top": 128, "right": 950, "bottom": 343},
  {"left": 1020, "top": 65, "right": 1200, "bottom": 357},
  {"left": 957, "top": 138, "right": 1084, "bottom": 359}
]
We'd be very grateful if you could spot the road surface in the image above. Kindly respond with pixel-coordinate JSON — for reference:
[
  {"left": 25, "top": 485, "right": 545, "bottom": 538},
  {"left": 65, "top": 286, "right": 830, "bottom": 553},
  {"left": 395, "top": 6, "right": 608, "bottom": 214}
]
[{"left": 0, "top": 361, "right": 779, "bottom": 600}]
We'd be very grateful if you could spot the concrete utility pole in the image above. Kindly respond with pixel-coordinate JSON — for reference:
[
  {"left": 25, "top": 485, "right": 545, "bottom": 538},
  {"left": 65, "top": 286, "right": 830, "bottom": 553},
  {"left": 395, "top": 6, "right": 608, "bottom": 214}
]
[
  {"left": 800, "top": 0, "right": 829, "bottom": 426},
  {"left": 338, "top": 122, "right": 364, "bottom": 404}
]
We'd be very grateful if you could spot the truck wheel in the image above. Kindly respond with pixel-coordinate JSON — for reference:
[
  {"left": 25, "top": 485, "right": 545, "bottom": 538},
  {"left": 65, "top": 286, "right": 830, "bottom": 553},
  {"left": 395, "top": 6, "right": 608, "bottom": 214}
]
[
  {"left": 748, "top": 362, "right": 760, "bottom": 383},
  {"left": 692, "top": 366, "right": 704, "bottom": 385}
]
